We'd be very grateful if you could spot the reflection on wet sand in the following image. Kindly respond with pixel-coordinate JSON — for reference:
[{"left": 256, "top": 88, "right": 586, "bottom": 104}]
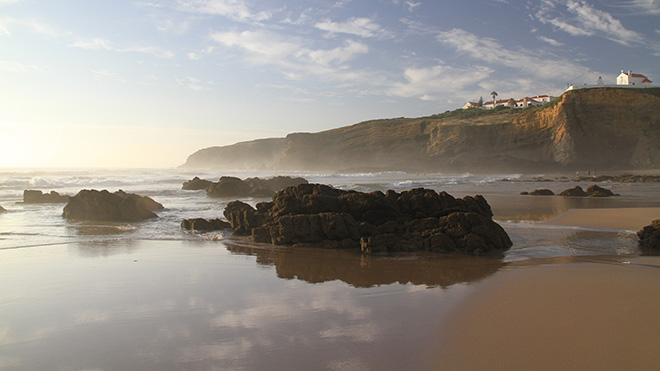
[{"left": 225, "top": 241, "right": 506, "bottom": 288}]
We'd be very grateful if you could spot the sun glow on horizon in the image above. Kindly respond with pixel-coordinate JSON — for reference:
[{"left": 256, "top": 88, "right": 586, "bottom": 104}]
[{"left": 0, "top": 121, "right": 264, "bottom": 168}]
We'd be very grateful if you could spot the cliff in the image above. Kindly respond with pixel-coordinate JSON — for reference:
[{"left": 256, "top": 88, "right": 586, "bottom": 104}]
[{"left": 182, "top": 88, "right": 660, "bottom": 172}]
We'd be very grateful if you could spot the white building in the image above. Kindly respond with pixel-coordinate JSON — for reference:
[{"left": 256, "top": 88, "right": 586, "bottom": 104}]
[
  {"left": 463, "top": 94, "right": 557, "bottom": 110},
  {"left": 617, "top": 70, "right": 652, "bottom": 86}
]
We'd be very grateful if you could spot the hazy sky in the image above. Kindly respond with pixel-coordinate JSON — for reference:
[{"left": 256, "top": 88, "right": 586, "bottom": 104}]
[{"left": 1, "top": 0, "right": 659, "bottom": 168}]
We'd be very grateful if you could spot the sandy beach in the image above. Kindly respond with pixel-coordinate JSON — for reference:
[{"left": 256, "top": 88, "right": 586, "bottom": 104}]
[
  {"left": 433, "top": 206, "right": 660, "bottom": 370},
  {"left": 543, "top": 207, "right": 660, "bottom": 231},
  {"left": 434, "top": 257, "right": 660, "bottom": 370}
]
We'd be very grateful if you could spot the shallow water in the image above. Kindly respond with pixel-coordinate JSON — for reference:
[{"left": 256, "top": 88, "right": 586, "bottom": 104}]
[
  {"left": 0, "top": 240, "right": 491, "bottom": 370},
  {"left": 1, "top": 168, "right": 659, "bottom": 369}
]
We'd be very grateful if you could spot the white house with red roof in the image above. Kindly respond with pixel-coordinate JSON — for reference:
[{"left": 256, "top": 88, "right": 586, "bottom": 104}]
[{"left": 617, "top": 70, "right": 653, "bottom": 86}]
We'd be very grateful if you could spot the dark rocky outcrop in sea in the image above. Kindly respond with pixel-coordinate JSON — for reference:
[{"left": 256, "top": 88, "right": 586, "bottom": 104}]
[
  {"left": 523, "top": 185, "right": 617, "bottom": 197},
  {"left": 23, "top": 190, "right": 71, "bottom": 203},
  {"left": 181, "top": 218, "right": 232, "bottom": 231},
  {"left": 206, "top": 176, "right": 308, "bottom": 198},
  {"left": 182, "top": 177, "right": 213, "bottom": 190},
  {"left": 223, "top": 184, "right": 512, "bottom": 255},
  {"left": 638, "top": 219, "right": 660, "bottom": 255},
  {"left": 0, "top": 205, "right": 6, "bottom": 212},
  {"left": 63, "top": 190, "right": 164, "bottom": 222}
]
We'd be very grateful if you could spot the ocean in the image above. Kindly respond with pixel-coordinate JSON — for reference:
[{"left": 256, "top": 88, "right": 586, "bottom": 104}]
[
  {"left": 2, "top": 168, "right": 659, "bottom": 259},
  {"left": 1, "top": 168, "right": 659, "bottom": 370}
]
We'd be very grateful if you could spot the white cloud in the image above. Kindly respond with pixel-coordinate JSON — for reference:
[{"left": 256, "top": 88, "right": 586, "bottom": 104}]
[
  {"left": 210, "top": 29, "right": 371, "bottom": 84},
  {"left": 90, "top": 69, "right": 127, "bottom": 84},
  {"left": 0, "top": 60, "right": 45, "bottom": 73},
  {"left": 389, "top": 64, "right": 494, "bottom": 100},
  {"left": 176, "top": 76, "right": 211, "bottom": 91},
  {"left": 314, "top": 17, "right": 388, "bottom": 38},
  {"left": 436, "top": 28, "right": 597, "bottom": 81},
  {"left": 0, "top": 17, "right": 55, "bottom": 36},
  {"left": 176, "top": 0, "right": 271, "bottom": 22},
  {"left": 625, "top": 0, "right": 660, "bottom": 15},
  {"left": 406, "top": 1, "right": 421, "bottom": 12},
  {"left": 69, "top": 37, "right": 174, "bottom": 58},
  {"left": 537, "top": 35, "right": 563, "bottom": 46},
  {"left": 536, "top": 0, "right": 645, "bottom": 45}
]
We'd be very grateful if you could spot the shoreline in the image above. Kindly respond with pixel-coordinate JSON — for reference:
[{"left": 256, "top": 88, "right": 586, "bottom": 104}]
[
  {"left": 433, "top": 256, "right": 660, "bottom": 370},
  {"left": 541, "top": 207, "right": 660, "bottom": 231}
]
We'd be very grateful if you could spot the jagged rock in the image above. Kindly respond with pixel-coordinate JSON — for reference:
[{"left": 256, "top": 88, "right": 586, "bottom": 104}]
[
  {"left": 0, "top": 205, "right": 6, "bottom": 212},
  {"left": 585, "top": 184, "right": 618, "bottom": 197},
  {"left": 529, "top": 189, "right": 555, "bottom": 196},
  {"left": 206, "top": 176, "right": 308, "bottom": 198},
  {"left": 223, "top": 184, "right": 511, "bottom": 255},
  {"left": 63, "top": 190, "right": 163, "bottom": 222},
  {"left": 638, "top": 220, "right": 660, "bottom": 255},
  {"left": 559, "top": 186, "right": 588, "bottom": 197},
  {"left": 181, "top": 218, "right": 231, "bottom": 231},
  {"left": 182, "top": 177, "right": 213, "bottom": 190},
  {"left": 23, "top": 190, "right": 70, "bottom": 203}
]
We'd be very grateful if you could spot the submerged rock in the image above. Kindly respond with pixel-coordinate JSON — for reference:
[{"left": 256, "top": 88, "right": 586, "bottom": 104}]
[
  {"left": 182, "top": 177, "right": 213, "bottom": 190},
  {"left": 206, "top": 176, "right": 308, "bottom": 198},
  {"left": 23, "top": 190, "right": 70, "bottom": 203},
  {"left": 181, "top": 218, "right": 232, "bottom": 231},
  {"left": 529, "top": 189, "right": 555, "bottom": 196},
  {"left": 638, "top": 219, "right": 660, "bottom": 255},
  {"left": 63, "top": 190, "right": 163, "bottom": 222},
  {"left": 223, "top": 184, "right": 512, "bottom": 255}
]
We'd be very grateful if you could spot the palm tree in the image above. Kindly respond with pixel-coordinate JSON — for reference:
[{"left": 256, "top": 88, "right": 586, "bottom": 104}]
[{"left": 490, "top": 91, "right": 498, "bottom": 104}]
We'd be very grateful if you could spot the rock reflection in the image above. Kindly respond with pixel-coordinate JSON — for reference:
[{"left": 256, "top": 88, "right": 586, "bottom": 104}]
[{"left": 225, "top": 242, "right": 505, "bottom": 288}]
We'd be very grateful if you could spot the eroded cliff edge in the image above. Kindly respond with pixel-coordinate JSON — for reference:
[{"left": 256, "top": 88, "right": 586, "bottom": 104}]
[{"left": 182, "top": 88, "right": 660, "bottom": 172}]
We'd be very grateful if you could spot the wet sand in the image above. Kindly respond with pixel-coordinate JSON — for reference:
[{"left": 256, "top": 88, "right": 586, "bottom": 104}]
[
  {"left": 542, "top": 207, "right": 660, "bottom": 231},
  {"left": 434, "top": 257, "right": 660, "bottom": 370},
  {"left": 434, "top": 205, "right": 660, "bottom": 370}
]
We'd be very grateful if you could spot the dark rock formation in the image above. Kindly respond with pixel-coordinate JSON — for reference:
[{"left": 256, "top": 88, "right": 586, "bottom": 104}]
[
  {"left": 559, "top": 185, "right": 618, "bottom": 197},
  {"left": 0, "top": 205, "right": 6, "bottom": 212},
  {"left": 585, "top": 184, "right": 618, "bottom": 197},
  {"left": 181, "top": 218, "right": 232, "bottom": 231},
  {"left": 559, "top": 186, "right": 588, "bottom": 197},
  {"left": 638, "top": 219, "right": 660, "bottom": 255},
  {"left": 206, "top": 176, "right": 308, "bottom": 198},
  {"left": 526, "top": 189, "right": 555, "bottom": 196},
  {"left": 63, "top": 190, "right": 164, "bottom": 222},
  {"left": 182, "top": 176, "right": 213, "bottom": 190},
  {"left": 223, "top": 184, "right": 512, "bottom": 255},
  {"left": 23, "top": 190, "right": 70, "bottom": 203}
]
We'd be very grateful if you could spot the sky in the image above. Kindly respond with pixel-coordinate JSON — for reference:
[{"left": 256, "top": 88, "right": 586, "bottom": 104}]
[{"left": 1, "top": 0, "right": 659, "bottom": 168}]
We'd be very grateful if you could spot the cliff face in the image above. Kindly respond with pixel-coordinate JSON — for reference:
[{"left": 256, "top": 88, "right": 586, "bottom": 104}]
[{"left": 182, "top": 88, "right": 660, "bottom": 172}]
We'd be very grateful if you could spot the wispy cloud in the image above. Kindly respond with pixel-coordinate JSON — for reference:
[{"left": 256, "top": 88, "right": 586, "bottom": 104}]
[
  {"left": 0, "top": 17, "right": 55, "bottom": 36},
  {"left": 315, "top": 17, "right": 389, "bottom": 38},
  {"left": 536, "top": 0, "right": 645, "bottom": 45},
  {"left": 436, "top": 28, "right": 598, "bottom": 82},
  {"left": 537, "top": 35, "right": 563, "bottom": 46},
  {"left": 622, "top": 0, "right": 660, "bottom": 15},
  {"left": 175, "top": 0, "right": 271, "bottom": 22},
  {"left": 389, "top": 64, "right": 494, "bottom": 100},
  {"left": 69, "top": 37, "right": 174, "bottom": 58},
  {"left": 0, "top": 60, "right": 45, "bottom": 73},
  {"left": 176, "top": 76, "right": 212, "bottom": 91},
  {"left": 90, "top": 69, "right": 127, "bottom": 84},
  {"left": 210, "top": 29, "right": 371, "bottom": 82}
]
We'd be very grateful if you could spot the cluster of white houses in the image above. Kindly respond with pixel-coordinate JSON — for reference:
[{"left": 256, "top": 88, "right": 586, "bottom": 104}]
[{"left": 463, "top": 70, "right": 653, "bottom": 110}]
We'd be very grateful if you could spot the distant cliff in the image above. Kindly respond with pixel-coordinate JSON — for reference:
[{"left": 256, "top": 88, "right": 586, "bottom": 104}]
[{"left": 182, "top": 88, "right": 660, "bottom": 172}]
